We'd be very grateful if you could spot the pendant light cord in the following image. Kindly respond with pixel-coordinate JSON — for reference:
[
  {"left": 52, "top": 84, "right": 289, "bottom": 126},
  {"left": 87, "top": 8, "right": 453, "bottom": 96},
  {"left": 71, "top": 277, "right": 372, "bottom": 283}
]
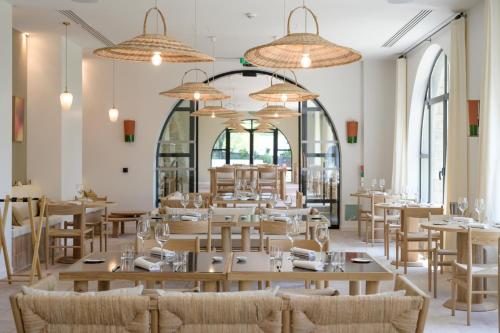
[
  {"left": 194, "top": 0, "right": 199, "bottom": 80},
  {"left": 112, "top": 61, "right": 116, "bottom": 108},
  {"left": 211, "top": 37, "right": 215, "bottom": 84},
  {"left": 155, "top": 0, "right": 159, "bottom": 33},
  {"left": 303, "top": 0, "right": 307, "bottom": 33},
  {"left": 64, "top": 22, "right": 68, "bottom": 92}
]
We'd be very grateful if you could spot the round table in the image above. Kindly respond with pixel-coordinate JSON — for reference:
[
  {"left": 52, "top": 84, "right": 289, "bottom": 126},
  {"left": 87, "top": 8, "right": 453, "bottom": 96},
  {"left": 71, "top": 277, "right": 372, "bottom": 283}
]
[{"left": 420, "top": 221, "right": 500, "bottom": 312}]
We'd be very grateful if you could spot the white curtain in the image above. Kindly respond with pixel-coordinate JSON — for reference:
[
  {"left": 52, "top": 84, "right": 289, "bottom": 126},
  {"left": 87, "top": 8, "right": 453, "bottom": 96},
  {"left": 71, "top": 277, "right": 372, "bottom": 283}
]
[
  {"left": 479, "top": 0, "right": 500, "bottom": 222},
  {"left": 391, "top": 57, "right": 407, "bottom": 194},
  {"left": 445, "top": 17, "right": 468, "bottom": 208}
]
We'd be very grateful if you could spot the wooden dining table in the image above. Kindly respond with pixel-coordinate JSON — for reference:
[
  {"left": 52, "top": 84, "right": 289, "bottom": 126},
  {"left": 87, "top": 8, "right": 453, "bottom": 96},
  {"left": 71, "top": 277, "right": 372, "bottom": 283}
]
[
  {"left": 227, "top": 251, "right": 393, "bottom": 294},
  {"left": 212, "top": 194, "right": 272, "bottom": 208},
  {"left": 420, "top": 221, "right": 500, "bottom": 312},
  {"left": 59, "top": 251, "right": 230, "bottom": 292},
  {"left": 107, "top": 210, "right": 147, "bottom": 237}
]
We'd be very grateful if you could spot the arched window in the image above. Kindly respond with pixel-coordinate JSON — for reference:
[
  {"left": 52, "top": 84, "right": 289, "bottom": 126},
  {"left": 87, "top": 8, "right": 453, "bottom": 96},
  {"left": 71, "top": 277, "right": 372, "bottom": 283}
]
[
  {"left": 211, "top": 119, "right": 292, "bottom": 181},
  {"left": 419, "top": 51, "right": 448, "bottom": 203}
]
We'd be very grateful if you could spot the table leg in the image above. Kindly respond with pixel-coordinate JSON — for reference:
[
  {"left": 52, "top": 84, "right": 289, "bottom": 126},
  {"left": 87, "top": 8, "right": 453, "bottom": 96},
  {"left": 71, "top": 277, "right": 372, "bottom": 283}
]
[
  {"left": 221, "top": 227, "right": 232, "bottom": 253},
  {"left": 349, "top": 281, "right": 360, "bottom": 295},
  {"left": 98, "top": 280, "right": 110, "bottom": 291},
  {"left": 202, "top": 281, "right": 218, "bottom": 292},
  {"left": 222, "top": 280, "right": 230, "bottom": 292},
  {"left": 280, "top": 170, "right": 286, "bottom": 199},
  {"left": 121, "top": 222, "right": 125, "bottom": 235},
  {"left": 74, "top": 280, "right": 89, "bottom": 292},
  {"left": 241, "top": 227, "right": 251, "bottom": 252},
  {"left": 73, "top": 214, "right": 83, "bottom": 260},
  {"left": 112, "top": 222, "right": 119, "bottom": 238},
  {"left": 239, "top": 281, "right": 253, "bottom": 291},
  {"left": 357, "top": 197, "right": 361, "bottom": 237},
  {"left": 365, "top": 281, "right": 379, "bottom": 294}
]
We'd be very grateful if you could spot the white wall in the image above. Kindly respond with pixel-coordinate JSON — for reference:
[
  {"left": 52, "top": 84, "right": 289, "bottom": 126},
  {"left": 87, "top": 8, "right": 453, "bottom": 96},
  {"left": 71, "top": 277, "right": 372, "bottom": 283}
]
[
  {"left": 27, "top": 33, "right": 83, "bottom": 200},
  {"left": 83, "top": 56, "right": 395, "bottom": 225},
  {"left": 0, "top": 0, "right": 13, "bottom": 278}
]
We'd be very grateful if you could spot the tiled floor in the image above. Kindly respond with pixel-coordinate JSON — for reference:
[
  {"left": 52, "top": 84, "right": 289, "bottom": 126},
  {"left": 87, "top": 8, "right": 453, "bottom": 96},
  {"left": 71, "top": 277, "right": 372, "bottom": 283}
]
[{"left": 1, "top": 227, "right": 498, "bottom": 332}]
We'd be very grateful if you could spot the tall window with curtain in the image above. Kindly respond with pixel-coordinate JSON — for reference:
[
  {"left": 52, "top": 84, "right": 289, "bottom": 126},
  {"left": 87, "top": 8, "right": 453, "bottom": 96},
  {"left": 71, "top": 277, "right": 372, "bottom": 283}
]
[{"left": 420, "top": 51, "right": 449, "bottom": 204}]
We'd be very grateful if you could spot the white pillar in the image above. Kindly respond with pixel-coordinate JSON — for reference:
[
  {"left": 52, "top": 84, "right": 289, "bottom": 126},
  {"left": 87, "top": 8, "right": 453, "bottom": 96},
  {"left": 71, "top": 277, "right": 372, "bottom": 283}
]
[{"left": 0, "top": 0, "right": 13, "bottom": 278}]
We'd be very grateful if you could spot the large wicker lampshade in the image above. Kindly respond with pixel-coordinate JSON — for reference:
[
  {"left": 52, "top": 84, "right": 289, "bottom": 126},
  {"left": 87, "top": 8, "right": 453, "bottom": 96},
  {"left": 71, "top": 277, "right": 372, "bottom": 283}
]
[
  {"left": 255, "top": 120, "right": 275, "bottom": 132},
  {"left": 160, "top": 69, "right": 229, "bottom": 101},
  {"left": 94, "top": 7, "right": 213, "bottom": 64},
  {"left": 255, "top": 105, "right": 301, "bottom": 119},
  {"left": 249, "top": 69, "right": 318, "bottom": 102},
  {"left": 244, "top": 6, "right": 362, "bottom": 69},
  {"left": 223, "top": 119, "right": 247, "bottom": 132},
  {"left": 191, "top": 104, "right": 238, "bottom": 118}
]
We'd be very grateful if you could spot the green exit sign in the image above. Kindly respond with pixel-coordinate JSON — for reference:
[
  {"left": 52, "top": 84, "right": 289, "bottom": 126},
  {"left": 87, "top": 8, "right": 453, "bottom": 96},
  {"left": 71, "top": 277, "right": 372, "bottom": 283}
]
[{"left": 240, "top": 58, "right": 254, "bottom": 67}]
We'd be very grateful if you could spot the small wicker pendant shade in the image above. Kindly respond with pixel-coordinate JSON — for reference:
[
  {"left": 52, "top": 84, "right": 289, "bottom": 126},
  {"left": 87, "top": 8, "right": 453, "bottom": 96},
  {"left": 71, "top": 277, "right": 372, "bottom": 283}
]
[
  {"left": 160, "top": 69, "right": 229, "bottom": 101},
  {"left": 94, "top": 7, "right": 213, "bottom": 63},
  {"left": 255, "top": 105, "right": 301, "bottom": 119},
  {"left": 249, "top": 70, "right": 318, "bottom": 102},
  {"left": 255, "top": 120, "right": 275, "bottom": 132},
  {"left": 244, "top": 6, "right": 362, "bottom": 69},
  {"left": 223, "top": 119, "right": 246, "bottom": 132},
  {"left": 191, "top": 104, "right": 238, "bottom": 118}
]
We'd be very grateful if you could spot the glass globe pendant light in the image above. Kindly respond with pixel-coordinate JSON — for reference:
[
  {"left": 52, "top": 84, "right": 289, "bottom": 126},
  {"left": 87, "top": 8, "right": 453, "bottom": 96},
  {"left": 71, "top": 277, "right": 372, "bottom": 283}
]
[{"left": 60, "top": 22, "right": 73, "bottom": 111}]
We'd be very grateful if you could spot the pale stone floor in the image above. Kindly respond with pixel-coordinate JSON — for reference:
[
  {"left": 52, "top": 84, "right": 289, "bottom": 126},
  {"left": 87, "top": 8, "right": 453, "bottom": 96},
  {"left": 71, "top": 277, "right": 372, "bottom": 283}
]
[{"left": 0, "top": 227, "right": 498, "bottom": 333}]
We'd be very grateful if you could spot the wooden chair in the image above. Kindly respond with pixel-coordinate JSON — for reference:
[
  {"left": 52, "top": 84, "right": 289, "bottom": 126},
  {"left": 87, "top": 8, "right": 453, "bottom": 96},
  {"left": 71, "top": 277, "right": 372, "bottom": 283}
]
[
  {"left": 427, "top": 214, "right": 457, "bottom": 298},
  {"left": 259, "top": 219, "right": 307, "bottom": 252},
  {"left": 215, "top": 166, "right": 236, "bottom": 194},
  {"left": 364, "top": 194, "right": 385, "bottom": 246},
  {"left": 44, "top": 202, "right": 94, "bottom": 268},
  {"left": 395, "top": 207, "right": 443, "bottom": 274},
  {"left": 257, "top": 166, "right": 278, "bottom": 194},
  {"left": 143, "top": 238, "right": 201, "bottom": 254},
  {"left": 167, "top": 220, "right": 211, "bottom": 252},
  {"left": 450, "top": 228, "right": 499, "bottom": 326}
]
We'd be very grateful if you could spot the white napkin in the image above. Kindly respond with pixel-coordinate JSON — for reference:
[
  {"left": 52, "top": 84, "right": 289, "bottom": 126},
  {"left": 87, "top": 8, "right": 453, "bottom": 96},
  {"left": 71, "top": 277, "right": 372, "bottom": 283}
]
[
  {"left": 290, "top": 247, "right": 316, "bottom": 260},
  {"left": 271, "top": 216, "right": 289, "bottom": 222},
  {"left": 150, "top": 247, "right": 175, "bottom": 257},
  {"left": 170, "top": 191, "right": 183, "bottom": 200},
  {"left": 292, "top": 260, "right": 324, "bottom": 271},
  {"left": 467, "top": 223, "right": 487, "bottom": 229},
  {"left": 134, "top": 256, "right": 161, "bottom": 272},
  {"left": 451, "top": 216, "right": 474, "bottom": 223},
  {"left": 181, "top": 215, "right": 198, "bottom": 221}
]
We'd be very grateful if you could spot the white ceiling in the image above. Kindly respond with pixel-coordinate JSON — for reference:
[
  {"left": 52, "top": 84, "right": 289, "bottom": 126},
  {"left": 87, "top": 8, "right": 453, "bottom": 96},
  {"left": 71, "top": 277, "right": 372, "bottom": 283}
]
[{"left": 11, "top": 0, "right": 480, "bottom": 59}]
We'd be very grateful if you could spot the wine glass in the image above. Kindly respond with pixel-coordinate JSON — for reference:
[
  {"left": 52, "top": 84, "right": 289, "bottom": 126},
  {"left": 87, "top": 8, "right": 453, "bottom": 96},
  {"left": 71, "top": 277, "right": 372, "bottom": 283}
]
[
  {"left": 250, "top": 179, "right": 257, "bottom": 194},
  {"left": 379, "top": 179, "right": 386, "bottom": 192},
  {"left": 180, "top": 193, "right": 190, "bottom": 209},
  {"left": 137, "top": 218, "right": 151, "bottom": 256},
  {"left": 475, "top": 198, "right": 485, "bottom": 223},
  {"left": 284, "top": 195, "right": 293, "bottom": 212},
  {"left": 315, "top": 224, "right": 329, "bottom": 262},
  {"left": 155, "top": 222, "right": 170, "bottom": 263},
  {"left": 286, "top": 217, "right": 300, "bottom": 252},
  {"left": 271, "top": 192, "right": 279, "bottom": 208},
  {"left": 458, "top": 197, "right": 468, "bottom": 216},
  {"left": 194, "top": 193, "right": 203, "bottom": 215},
  {"left": 371, "top": 179, "right": 377, "bottom": 191}
]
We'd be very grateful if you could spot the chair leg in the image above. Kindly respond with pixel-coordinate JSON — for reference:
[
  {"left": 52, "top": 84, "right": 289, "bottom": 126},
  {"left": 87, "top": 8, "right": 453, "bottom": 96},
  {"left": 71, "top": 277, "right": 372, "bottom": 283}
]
[
  {"left": 433, "top": 251, "right": 438, "bottom": 298},
  {"left": 395, "top": 235, "right": 400, "bottom": 269},
  {"left": 383, "top": 224, "right": 388, "bottom": 258},
  {"left": 403, "top": 239, "right": 408, "bottom": 274},
  {"left": 427, "top": 249, "right": 432, "bottom": 292},
  {"left": 45, "top": 234, "right": 49, "bottom": 270},
  {"left": 467, "top": 278, "right": 472, "bottom": 326},
  {"left": 451, "top": 279, "right": 457, "bottom": 316}
]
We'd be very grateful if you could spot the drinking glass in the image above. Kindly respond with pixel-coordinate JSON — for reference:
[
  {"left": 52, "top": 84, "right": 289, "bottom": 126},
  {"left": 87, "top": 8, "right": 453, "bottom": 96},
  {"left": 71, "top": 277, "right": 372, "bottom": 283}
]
[
  {"left": 284, "top": 195, "right": 293, "bottom": 212},
  {"left": 271, "top": 192, "right": 279, "bottom": 208},
  {"left": 475, "top": 198, "right": 485, "bottom": 222},
  {"left": 371, "top": 179, "right": 377, "bottom": 191},
  {"left": 379, "top": 179, "right": 386, "bottom": 192},
  {"left": 180, "top": 193, "right": 190, "bottom": 209},
  {"left": 154, "top": 222, "right": 170, "bottom": 263},
  {"left": 120, "top": 243, "right": 135, "bottom": 271},
  {"left": 286, "top": 217, "right": 300, "bottom": 252},
  {"left": 137, "top": 218, "right": 151, "bottom": 256},
  {"left": 250, "top": 179, "right": 257, "bottom": 194},
  {"left": 315, "top": 224, "right": 329, "bottom": 262},
  {"left": 173, "top": 252, "right": 187, "bottom": 272},
  {"left": 331, "top": 251, "right": 346, "bottom": 271},
  {"left": 458, "top": 197, "right": 468, "bottom": 216},
  {"left": 194, "top": 193, "right": 203, "bottom": 215}
]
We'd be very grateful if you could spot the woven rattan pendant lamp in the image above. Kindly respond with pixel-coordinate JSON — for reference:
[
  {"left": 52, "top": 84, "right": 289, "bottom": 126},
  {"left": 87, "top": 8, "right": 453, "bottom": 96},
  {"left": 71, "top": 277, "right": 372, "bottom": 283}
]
[
  {"left": 255, "top": 104, "right": 301, "bottom": 119},
  {"left": 191, "top": 102, "right": 238, "bottom": 118},
  {"left": 223, "top": 119, "right": 247, "bottom": 132},
  {"left": 160, "top": 69, "right": 229, "bottom": 101},
  {"left": 244, "top": 5, "right": 362, "bottom": 69},
  {"left": 93, "top": 7, "right": 213, "bottom": 64},
  {"left": 249, "top": 69, "right": 318, "bottom": 102},
  {"left": 255, "top": 120, "right": 275, "bottom": 132}
]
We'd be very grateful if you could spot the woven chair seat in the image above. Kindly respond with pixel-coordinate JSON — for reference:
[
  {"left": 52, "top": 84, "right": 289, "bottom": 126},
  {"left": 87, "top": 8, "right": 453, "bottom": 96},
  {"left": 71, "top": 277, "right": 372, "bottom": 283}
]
[
  {"left": 435, "top": 248, "right": 457, "bottom": 256},
  {"left": 48, "top": 227, "right": 93, "bottom": 238},
  {"left": 397, "top": 231, "right": 440, "bottom": 240},
  {"left": 454, "top": 263, "right": 498, "bottom": 277}
]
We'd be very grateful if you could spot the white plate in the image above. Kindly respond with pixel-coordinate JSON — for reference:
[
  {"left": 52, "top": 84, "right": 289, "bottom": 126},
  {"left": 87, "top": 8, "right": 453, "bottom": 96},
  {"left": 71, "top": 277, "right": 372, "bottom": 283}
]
[
  {"left": 351, "top": 258, "right": 372, "bottom": 263},
  {"left": 211, "top": 256, "right": 223, "bottom": 262},
  {"left": 236, "top": 256, "right": 248, "bottom": 262}
]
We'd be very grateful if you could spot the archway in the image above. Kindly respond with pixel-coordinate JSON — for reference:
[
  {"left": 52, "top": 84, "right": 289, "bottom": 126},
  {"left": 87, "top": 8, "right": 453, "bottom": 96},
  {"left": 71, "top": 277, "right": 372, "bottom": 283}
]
[{"left": 156, "top": 69, "right": 342, "bottom": 226}]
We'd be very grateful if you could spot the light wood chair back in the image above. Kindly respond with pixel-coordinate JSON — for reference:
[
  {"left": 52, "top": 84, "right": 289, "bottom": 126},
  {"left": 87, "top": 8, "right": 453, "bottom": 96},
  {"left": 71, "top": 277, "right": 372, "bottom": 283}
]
[
  {"left": 265, "top": 238, "right": 324, "bottom": 253},
  {"left": 46, "top": 202, "right": 86, "bottom": 217},
  {"left": 215, "top": 166, "right": 235, "bottom": 180},
  {"left": 403, "top": 207, "right": 444, "bottom": 233},
  {"left": 167, "top": 220, "right": 211, "bottom": 251},
  {"left": 160, "top": 193, "right": 211, "bottom": 209},
  {"left": 143, "top": 238, "right": 201, "bottom": 253}
]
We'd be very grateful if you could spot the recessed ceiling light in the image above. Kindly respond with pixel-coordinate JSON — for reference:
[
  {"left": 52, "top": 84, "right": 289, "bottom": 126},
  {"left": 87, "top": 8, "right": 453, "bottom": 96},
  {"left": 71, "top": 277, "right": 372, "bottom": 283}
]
[
  {"left": 72, "top": 0, "right": 99, "bottom": 3},
  {"left": 387, "top": 0, "right": 414, "bottom": 3}
]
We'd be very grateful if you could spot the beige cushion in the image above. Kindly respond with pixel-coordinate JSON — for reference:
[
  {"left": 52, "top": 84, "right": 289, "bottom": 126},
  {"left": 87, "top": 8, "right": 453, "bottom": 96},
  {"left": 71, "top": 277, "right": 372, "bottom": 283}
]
[
  {"left": 22, "top": 285, "right": 144, "bottom": 297},
  {"left": 157, "top": 293, "right": 283, "bottom": 333},
  {"left": 277, "top": 288, "right": 339, "bottom": 297},
  {"left": 16, "top": 295, "right": 150, "bottom": 332},
  {"left": 287, "top": 293, "right": 422, "bottom": 333},
  {"left": 12, "top": 202, "right": 34, "bottom": 226}
]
